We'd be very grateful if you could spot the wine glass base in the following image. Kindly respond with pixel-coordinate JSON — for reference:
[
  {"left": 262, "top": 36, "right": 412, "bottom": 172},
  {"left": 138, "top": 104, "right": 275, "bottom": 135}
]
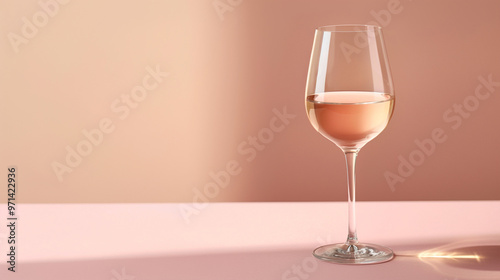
[{"left": 313, "top": 243, "right": 394, "bottom": 264}]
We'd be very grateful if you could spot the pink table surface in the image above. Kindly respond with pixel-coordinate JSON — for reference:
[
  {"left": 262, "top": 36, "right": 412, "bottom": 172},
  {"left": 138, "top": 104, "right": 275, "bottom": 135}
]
[{"left": 1, "top": 201, "right": 499, "bottom": 280}]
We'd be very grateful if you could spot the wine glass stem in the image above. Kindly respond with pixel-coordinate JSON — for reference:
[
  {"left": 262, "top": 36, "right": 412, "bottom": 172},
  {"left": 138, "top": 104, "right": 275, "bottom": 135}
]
[{"left": 344, "top": 150, "right": 359, "bottom": 246}]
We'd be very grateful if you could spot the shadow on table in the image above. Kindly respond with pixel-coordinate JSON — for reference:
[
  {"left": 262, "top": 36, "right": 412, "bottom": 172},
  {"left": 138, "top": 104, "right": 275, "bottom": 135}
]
[{"left": 2, "top": 237, "right": 500, "bottom": 280}]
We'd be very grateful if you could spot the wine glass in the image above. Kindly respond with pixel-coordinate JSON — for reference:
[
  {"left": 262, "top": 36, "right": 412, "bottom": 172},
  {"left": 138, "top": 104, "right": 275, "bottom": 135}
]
[{"left": 305, "top": 24, "right": 395, "bottom": 264}]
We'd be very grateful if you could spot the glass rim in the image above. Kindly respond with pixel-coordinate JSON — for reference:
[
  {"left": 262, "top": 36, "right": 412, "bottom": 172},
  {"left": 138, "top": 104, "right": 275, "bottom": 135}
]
[{"left": 316, "top": 24, "right": 382, "bottom": 32}]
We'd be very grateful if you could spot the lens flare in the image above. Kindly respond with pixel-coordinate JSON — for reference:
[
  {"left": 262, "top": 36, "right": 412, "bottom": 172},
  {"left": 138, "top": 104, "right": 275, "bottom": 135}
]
[{"left": 418, "top": 252, "right": 481, "bottom": 261}]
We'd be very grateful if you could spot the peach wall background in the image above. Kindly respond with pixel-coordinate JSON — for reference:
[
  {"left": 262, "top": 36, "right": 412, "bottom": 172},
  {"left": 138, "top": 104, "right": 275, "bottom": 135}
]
[{"left": 1, "top": 0, "right": 499, "bottom": 203}]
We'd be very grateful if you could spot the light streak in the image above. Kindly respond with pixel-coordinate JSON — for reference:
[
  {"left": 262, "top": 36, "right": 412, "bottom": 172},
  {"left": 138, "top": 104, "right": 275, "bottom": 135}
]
[{"left": 418, "top": 252, "right": 481, "bottom": 261}]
